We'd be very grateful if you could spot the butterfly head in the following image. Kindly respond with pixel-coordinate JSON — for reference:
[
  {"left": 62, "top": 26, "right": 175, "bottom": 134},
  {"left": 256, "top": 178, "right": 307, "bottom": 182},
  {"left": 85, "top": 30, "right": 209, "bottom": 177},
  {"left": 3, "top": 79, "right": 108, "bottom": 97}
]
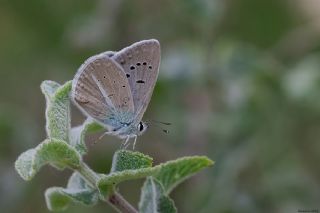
[{"left": 115, "top": 120, "right": 148, "bottom": 138}]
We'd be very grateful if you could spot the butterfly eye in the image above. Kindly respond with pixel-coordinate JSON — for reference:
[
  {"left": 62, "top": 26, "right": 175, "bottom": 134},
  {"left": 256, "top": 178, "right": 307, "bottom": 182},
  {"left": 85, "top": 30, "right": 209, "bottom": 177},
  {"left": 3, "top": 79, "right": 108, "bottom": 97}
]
[{"left": 138, "top": 122, "right": 144, "bottom": 132}]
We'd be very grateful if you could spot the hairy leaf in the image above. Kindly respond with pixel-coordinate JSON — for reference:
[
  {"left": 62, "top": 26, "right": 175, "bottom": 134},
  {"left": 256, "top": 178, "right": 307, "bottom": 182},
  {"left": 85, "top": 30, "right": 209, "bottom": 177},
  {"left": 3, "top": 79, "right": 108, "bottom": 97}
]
[
  {"left": 40, "top": 80, "right": 61, "bottom": 99},
  {"left": 45, "top": 172, "right": 98, "bottom": 211},
  {"left": 98, "top": 150, "right": 154, "bottom": 196},
  {"left": 111, "top": 150, "right": 153, "bottom": 172},
  {"left": 139, "top": 177, "right": 176, "bottom": 213},
  {"left": 41, "top": 80, "right": 72, "bottom": 142},
  {"left": 153, "top": 156, "right": 214, "bottom": 193},
  {"left": 15, "top": 139, "right": 81, "bottom": 181},
  {"left": 45, "top": 188, "right": 72, "bottom": 212},
  {"left": 69, "top": 118, "right": 104, "bottom": 155},
  {"left": 97, "top": 154, "right": 213, "bottom": 197}
]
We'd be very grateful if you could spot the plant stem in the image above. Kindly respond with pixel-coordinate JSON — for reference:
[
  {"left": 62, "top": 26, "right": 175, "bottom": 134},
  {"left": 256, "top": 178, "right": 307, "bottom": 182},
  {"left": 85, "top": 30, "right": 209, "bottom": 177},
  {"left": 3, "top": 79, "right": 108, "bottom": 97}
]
[
  {"left": 77, "top": 162, "right": 99, "bottom": 188},
  {"left": 77, "top": 162, "right": 138, "bottom": 213},
  {"left": 108, "top": 192, "right": 138, "bottom": 213}
]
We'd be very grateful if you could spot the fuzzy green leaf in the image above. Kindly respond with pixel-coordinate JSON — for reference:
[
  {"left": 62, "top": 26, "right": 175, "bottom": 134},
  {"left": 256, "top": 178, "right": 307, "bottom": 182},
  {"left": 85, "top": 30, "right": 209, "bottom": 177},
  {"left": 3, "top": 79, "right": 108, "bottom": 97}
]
[
  {"left": 97, "top": 150, "right": 154, "bottom": 196},
  {"left": 111, "top": 150, "right": 153, "bottom": 172},
  {"left": 45, "top": 172, "right": 98, "bottom": 211},
  {"left": 41, "top": 80, "right": 61, "bottom": 99},
  {"left": 139, "top": 177, "right": 176, "bottom": 213},
  {"left": 67, "top": 172, "right": 88, "bottom": 188},
  {"left": 15, "top": 139, "right": 81, "bottom": 181},
  {"left": 69, "top": 118, "right": 104, "bottom": 155},
  {"left": 45, "top": 188, "right": 72, "bottom": 212},
  {"left": 41, "top": 80, "right": 72, "bottom": 142},
  {"left": 98, "top": 167, "right": 157, "bottom": 197},
  {"left": 97, "top": 154, "right": 213, "bottom": 197},
  {"left": 153, "top": 156, "right": 214, "bottom": 193}
]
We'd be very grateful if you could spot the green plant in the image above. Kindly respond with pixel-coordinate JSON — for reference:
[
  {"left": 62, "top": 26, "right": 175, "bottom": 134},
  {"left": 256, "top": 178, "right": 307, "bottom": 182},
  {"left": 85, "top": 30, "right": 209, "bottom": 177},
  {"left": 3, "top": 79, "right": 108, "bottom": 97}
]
[{"left": 15, "top": 80, "right": 213, "bottom": 213}]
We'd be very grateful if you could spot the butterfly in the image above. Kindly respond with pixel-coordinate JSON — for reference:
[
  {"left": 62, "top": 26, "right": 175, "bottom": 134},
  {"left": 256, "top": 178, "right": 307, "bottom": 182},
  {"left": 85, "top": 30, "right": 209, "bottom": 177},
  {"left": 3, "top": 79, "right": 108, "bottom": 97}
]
[{"left": 71, "top": 39, "right": 160, "bottom": 148}]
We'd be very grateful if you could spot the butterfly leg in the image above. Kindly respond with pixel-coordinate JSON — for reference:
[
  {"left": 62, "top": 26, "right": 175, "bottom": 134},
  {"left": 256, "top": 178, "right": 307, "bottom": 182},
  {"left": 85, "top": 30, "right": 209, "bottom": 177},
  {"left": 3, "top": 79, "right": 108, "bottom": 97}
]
[
  {"left": 121, "top": 136, "right": 131, "bottom": 149},
  {"left": 98, "top": 131, "right": 113, "bottom": 141},
  {"left": 93, "top": 131, "right": 113, "bottom": 145},
  {"left": 132, "top": 135, "right": 138, "bottom": 150}
]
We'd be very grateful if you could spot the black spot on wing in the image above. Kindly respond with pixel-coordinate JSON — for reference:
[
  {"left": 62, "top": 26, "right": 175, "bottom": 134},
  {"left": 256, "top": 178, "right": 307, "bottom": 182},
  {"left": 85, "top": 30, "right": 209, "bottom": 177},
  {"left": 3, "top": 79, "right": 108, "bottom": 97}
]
[{"left": 136, "top": 80, "right": 145, "bottom": 84}]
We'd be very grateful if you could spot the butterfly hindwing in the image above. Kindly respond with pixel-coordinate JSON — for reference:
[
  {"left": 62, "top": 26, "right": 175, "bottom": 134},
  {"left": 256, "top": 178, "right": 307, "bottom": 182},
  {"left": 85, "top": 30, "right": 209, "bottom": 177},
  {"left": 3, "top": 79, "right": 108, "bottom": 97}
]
[
  {"left": 72, "top": 54, "right": 134, "bottom": 127},
  {"left": 112, "top": 39, "right": 161, "bottom": 121}
]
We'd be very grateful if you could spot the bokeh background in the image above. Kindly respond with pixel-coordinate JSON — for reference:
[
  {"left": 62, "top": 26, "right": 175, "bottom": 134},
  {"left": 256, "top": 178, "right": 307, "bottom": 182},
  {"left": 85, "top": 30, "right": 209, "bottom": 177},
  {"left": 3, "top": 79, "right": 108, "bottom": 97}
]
[{"left": 1, "top": 0, "right": 320, "bottom": 212}]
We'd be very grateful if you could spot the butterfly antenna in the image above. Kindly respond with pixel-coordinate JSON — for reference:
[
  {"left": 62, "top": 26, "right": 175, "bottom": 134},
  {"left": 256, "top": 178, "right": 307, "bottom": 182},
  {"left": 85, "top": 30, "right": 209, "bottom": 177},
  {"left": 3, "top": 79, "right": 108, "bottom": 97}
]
[
  {"left": 150, "top": 119, "right": 172, "bottom": 126},
  {"left": 146, "top": 119, "right": 171, "bottom": 134}
]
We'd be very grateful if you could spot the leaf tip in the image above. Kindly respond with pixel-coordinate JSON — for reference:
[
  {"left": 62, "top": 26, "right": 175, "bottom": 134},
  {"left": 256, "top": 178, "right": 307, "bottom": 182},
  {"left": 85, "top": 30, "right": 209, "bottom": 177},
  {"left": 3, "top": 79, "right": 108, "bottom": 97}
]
[{"left": 14, "top": 149, "right": 36, "bottom": 181}]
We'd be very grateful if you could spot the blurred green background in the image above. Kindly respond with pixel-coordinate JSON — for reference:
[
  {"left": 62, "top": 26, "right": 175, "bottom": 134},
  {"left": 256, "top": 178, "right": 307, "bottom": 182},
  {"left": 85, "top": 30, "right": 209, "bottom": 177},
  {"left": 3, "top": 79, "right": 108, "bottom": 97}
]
[{"left": 1, "top": 0, "right": 320, "bottom": 212}]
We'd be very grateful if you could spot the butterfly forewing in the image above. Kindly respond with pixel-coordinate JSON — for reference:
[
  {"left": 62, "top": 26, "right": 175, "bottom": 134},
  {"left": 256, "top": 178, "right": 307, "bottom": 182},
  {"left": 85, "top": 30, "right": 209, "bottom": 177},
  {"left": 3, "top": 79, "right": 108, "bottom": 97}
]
[
  {"left": 112, "top": 39, "right": 160, "bottom": 121},
  {"left": 72, "top": 54, "right": 134, "bottom": 127}
]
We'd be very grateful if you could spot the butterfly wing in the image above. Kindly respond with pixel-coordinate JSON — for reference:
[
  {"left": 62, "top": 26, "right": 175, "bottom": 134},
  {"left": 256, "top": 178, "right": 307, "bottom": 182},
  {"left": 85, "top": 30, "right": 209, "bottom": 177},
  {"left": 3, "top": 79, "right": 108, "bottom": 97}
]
[
  {"left": 72, "top": 54, "right": 134, "bottom": 129},
  {"left": 112, "top": 39, "right": 161, "bottom": 122}
]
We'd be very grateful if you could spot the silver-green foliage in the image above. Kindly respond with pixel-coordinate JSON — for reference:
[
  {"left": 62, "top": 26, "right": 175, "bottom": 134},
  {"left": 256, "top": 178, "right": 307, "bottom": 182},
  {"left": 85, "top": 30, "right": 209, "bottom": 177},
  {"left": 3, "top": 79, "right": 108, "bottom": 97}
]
[
  {"left": 14, "top": 80, "right": 214, "bottom": 212},
  {"left": 15, "top": 139, "right": 81, "bottom": 181},
  {"left": 69, "top": 118, "right": 104, "bottom": 155},
  {"left": 97, "top": 152, "right": 213, "bottom": 197},
  {"left": 45, "top": 172, "right": 99, "bottom": 211},
  {"left": 41, "top": 81, "right": 71, "bottom": 142},
  {"left": 139, "top": 177, "right": 176, "bottom": 213}
]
